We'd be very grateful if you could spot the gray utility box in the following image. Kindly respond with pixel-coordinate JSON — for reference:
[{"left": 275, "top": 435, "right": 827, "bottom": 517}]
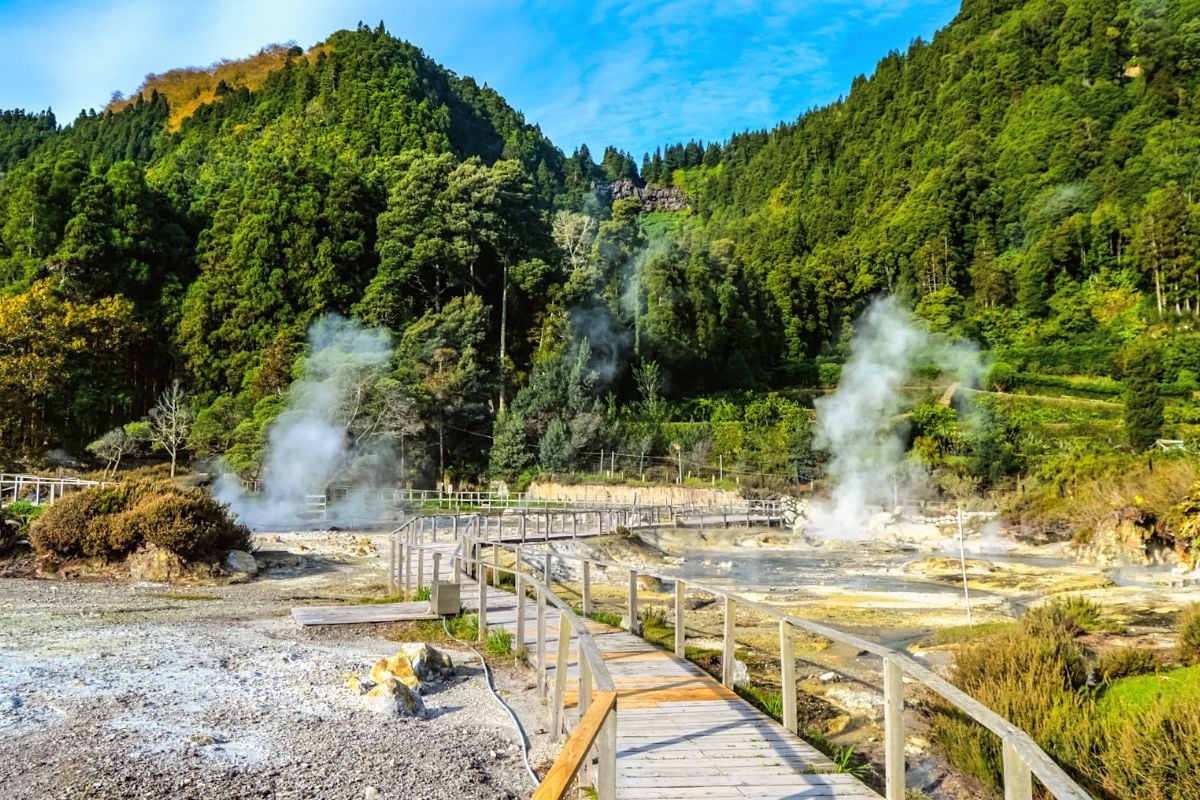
[{"left": 430, "top": 581, "right": 461, "bottom": 616}]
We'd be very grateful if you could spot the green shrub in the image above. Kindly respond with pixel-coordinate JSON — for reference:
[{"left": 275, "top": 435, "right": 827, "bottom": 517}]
[
  {"left": 28, "top": 490, "right": 114, "bottom": 557},
  {"left": 1024, "top": 595, "right": 1122, "bottom": 636},
  {"left": 1094, "top": 647, "right": 1163, "bottom": 682},
  {"left": 485, "top": 627, "right": 514, "bottom": 658},
  {"left": 931, "top": 627, "right": 1092, "bottom": 793},
  {"left": 1178, "top": 604, "right": 1200, "bottom": 665},
  {"left": 1089, "top": 683, "right": 1200, "bottom": 799},
  {"left": 120, "top": 491, "right": 250, "bottom": 559},
  {"left": 985, "top": 361, "right": 1017, "bottom": 392}
]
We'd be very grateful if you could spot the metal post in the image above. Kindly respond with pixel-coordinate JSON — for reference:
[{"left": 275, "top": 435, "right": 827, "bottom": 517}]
[
  {"left": 675, "top": 579, "right": 686, "bottom": 657},
  {"left": 781, "top": 620, "right": 797, "bottom": 733},
  {"left": 884, "top": 657, "right": 905, "bottom": 800},
  {"left": 722, "top": 597, "right": 736, "bottom": 688}
]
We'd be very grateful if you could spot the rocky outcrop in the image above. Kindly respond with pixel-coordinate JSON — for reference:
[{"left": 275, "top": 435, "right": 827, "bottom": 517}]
[
  {"left": 348, "top": 644, "right": 455, "bottom": 717},
  {"left": 1078, "top": 505, "right": 1175, "bottom": 566},
  {"left": 594, "top": 179, "right": 690, "bottom": 212}
]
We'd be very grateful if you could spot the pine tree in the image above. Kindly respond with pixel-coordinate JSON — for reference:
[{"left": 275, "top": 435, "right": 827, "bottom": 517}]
[{"left": 1123, "top": 340, "right": 1165, "bottom": 451}]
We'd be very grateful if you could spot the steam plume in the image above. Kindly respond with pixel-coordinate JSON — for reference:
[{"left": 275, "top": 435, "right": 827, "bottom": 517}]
[{"left": 808, "top": 297, "right": 981, "bottom": 539}]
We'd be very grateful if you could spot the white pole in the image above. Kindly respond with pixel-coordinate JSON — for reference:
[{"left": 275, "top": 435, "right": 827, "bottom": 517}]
[{"left": 957, "top": 505, "right": 973, "bottom": 625}]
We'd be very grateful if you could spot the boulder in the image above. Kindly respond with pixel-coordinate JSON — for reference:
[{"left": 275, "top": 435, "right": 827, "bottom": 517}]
[
  {"left": 732, "top": 657, "right": 751, "bottom": 688},
  {"left": 127, "top": 545, "right": 188, "bottom": 583},
  {"left": 399, "top": 643, "right": 454, "bottom": 681},
  {"left": 364, "top": 676, "right": 425, "bottom": 717},
  {"left": 684, "top": 592, "right": 716, "bottom": 611},
  {"left": 224, "top": 549, "right": 259, "bottom": 576},
  {"left": 371, "top": 655, "right": 420, "bottom": 691}
]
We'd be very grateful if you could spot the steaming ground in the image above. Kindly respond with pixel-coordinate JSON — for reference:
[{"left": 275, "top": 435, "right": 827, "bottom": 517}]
[{"left": 0, "top": 533, "right": 541, "bottom": 800}]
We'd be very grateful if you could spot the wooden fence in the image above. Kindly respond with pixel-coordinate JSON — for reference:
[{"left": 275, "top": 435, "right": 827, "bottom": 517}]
[{"left": 389, "top": 513, "right": 1093, "bottom": 800}]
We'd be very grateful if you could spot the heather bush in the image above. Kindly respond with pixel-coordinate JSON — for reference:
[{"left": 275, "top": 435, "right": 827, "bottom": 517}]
[
  {"left": 28, "top": 484, "right": 248, "bottom": 562},
  {"left": 1177, "top": 604, "right": 1200, "bottom": 666},
  {"left": 1094, "top": 646, "right": 1163, "bottom": 682}
]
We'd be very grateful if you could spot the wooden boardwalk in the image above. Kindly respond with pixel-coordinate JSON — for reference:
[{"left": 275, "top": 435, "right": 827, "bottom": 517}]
[{"left": 410, "top": 544, "right": 881, "bottom": 800}]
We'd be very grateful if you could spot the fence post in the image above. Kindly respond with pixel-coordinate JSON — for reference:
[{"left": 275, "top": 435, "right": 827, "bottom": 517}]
[
  {"left": 454, "top": 535, "right": 462, "bottom": 583},
  {"left": 582, "top": 560, "right": 592, "bottom": 616},
  {"left": 492, "top": 543, "right": 501, "bottom": 589},
  {"left": 388, "top": 534, "right": 397, "bottom": 595},
  {"left": 431, "top": 552, "right": 441, "bottom": 586},
  {"left": 1002, "top": 742, "right": 1033, "bottom": 800},
  {"left": 477, "top": 566, "right": 488, "bottom": 643},
  {"left": 515, "top": 560, "right": 526, "bottom": 656},
  {"left": 404, "top": 540, "right": 413, "bottom": 597},
  {"left": 417, "top": 541, "right": 425, "bottom": 593},
  {"left": 597, "top": 708, "right": 617, "bottom": 800},
  {"left": 781, "top": 620, "right": 797, "bottom": 733},
  {"left": 627, "top": 569, "right": 638, "bottom": 632},
  {"left": 552, "top": 610, "right": 571, "bottom": 740},
  {"left": 722, "top": 597, "right": 736, "bottom": 688},
  {"left": 674, "top": 579, "right": 686, "bottom": 657},
  {"left": 884, "top": 658, "right": 906, "bottom": 800},
  {"left": 537, "top": 586, "right": 548, "bottom": 697}
]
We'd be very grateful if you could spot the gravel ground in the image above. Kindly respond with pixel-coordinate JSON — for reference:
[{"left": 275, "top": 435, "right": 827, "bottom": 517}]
[{"left": 0, "top": 533, "right": 544, "bottom": 800}]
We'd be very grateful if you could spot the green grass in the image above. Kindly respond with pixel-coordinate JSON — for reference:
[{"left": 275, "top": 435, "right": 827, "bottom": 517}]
[
  {"left": 351, "top": 588, "right": 428, "bottom": 605},
  {"left": 583, "top": 609, "right": 623, "bottom": 628},
  {"left": 734, "top": 683, "right": 783, "bottom": 718},
  {"left": 484, "top": 627, "right": 512, "bottom": 656},
  {"left": 1097, "top": 665, "right": 1200, "bottom": 720},
  {"left": 928, "top": 621, "right": 1019, "bottom": 646}
]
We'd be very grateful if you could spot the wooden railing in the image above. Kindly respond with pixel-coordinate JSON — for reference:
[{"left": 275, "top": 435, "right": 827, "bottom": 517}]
[{"left": 389, "top": 516, "right": 619, "bottom": 799}]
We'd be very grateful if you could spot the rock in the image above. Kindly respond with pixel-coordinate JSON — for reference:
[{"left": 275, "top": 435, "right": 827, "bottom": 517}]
[
  {"left": 224, "top": 550, "right": 258, "bottom": 576},
  {"left": 825, "top": 714, "right": 852, "bottom": 735},
  {"left": 732, "top": 658, "right": 751, "bottom": 688},
  {"left": 594, "top": 179, "right": 690, "bottom": 213},
  {"left": 1079, "top": 505, "right": 1173, "bottom": 566},
  {"left": 684, "top": 592, "right": 716, "bottom": 611},
  {"left": 364, "top": 788, "right": 382, "bottom": 800},
  {"left": 371, "top": 655, "right": 420, "bottom": 691},
  {"left": 637, "top": 575, "right": 663, "bottom": 592},
  {"left": 399, "top": 643, "right": 454, "bottom": 681},
  {"left": 127, "top": 545, "right": 188, "bottom": 583},
  {"left": 620, "top": 615, "right": 643, "bottom": 636},
  {"left": 364, "top": 676, "right": 425, "bottom": 718},
  {"left": 818, "top": 671, "right": 839, "bottom": 683}
]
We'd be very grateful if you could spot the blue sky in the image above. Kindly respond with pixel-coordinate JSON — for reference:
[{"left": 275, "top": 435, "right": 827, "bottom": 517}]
[{"left": 0, "top": 0, "right": 961, "bottom": 158}]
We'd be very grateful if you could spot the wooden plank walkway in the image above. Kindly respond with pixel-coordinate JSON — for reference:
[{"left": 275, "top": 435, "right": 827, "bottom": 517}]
[
  {"left": 291, "top": 601, "right": 438, "bottom": 626},
  {"left": 405, "top": 544, "right": 881, "bottom": 800}
]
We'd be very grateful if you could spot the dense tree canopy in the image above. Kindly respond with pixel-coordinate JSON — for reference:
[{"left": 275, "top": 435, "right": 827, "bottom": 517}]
[{"left": 0, "top": 5, "right": 1197, "bottom": 484}]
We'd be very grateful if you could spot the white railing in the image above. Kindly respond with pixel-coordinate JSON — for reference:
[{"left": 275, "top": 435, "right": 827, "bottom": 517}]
[{"left": 0, "top": 473, "right": 108, "bottom": 506}]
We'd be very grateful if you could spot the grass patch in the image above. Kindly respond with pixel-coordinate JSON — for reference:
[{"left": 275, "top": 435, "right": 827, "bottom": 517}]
[
  {"left": 734, "top": 683, "right": 783, "bottom": 718},
  {"left": 584, "top": 609, "right": 623, "bottom": 629},
  {"left": 1025, "top": 595, "right": 1124, "bottom": 635},
  {"left": 1096, "top": 664, "right": 1200, "bottom": 720},
  {"left": 485, "top": 627, "right": 515, "bottom": 658},
  {"left": 351, "top": 587, "right": 429, "bottom": 605},
  {"left": 928, "top": 621, "right": 1019, "bottom": 646}
]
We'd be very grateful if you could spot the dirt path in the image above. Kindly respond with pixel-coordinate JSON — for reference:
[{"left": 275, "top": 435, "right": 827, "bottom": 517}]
[{"left": 0, "top": 532, "right": 539, "bottom": 800}]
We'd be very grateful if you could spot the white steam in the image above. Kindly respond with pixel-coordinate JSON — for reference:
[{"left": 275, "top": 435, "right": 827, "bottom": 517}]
[
  {"left": 216, "top": 315, "right": 402, "bottom": 530},
  {"left": 808, "top": 297, "right": 982, "bottom": 539}
]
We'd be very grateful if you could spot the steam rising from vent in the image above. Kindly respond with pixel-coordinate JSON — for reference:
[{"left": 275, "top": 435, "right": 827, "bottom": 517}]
[
  {"left": 808, "top": 297, "right": 982, "bottom": 539},
  {"left": 216, "top": 315, "right": 406, "bottom": 530}
]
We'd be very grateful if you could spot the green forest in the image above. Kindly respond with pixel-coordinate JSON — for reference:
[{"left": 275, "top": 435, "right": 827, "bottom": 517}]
[{"left": 1, "top": 2, "right": 1198, "bottom": 515}]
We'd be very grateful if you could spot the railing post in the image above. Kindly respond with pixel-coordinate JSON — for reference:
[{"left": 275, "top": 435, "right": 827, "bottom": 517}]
[
  {"left": 537, "top": 586, "right": 548, "bottom": 697},
  {"left": 597, "top": 707, "right": 617, "bottom": 800},
  {"left": 627, "top": 569, "right": 638, "bottom": 631},
  {"left": 478, "top": 563, "right": 488, "bottom": 643},
  {"left": 781, "top": 619, "right": 797, "bottom": 733},
  {"left": 552, "top": 610, "right": 571, "bottom": 740},
  {"left": 722, "top": 597, "right": 736, "bottom": 688},
  {"left": 416, "top": 540, "right": 425, "bottom": 592},
  {"left": 544, "top": 551, "right": 552, "bottom": 585},
  {"left": 1002, "top": 742, "right": 1033, "bottom": 800},
  {"left": 404, "top": 540, "right": 413, "bottom": 597},
  {"left": 674, "top": 579, "right": 686, "bottom": 657},
  {"left": 492, "top": 543, "right": 501, "bottom": 588},
  {"left": 582, "top": 560, "right": 592, "bottom": 616},
  {"left": 388, "top": 533, "right": 397, "bottom": 595},
  {"left": 431, "top": 552, "right": 441, "bottom": 586},
  {"left": 884, "top": 658, "right": 906, "bottom": 800},
  {"left": 515, "top": 553, "right": 526, "bottom": 655}
]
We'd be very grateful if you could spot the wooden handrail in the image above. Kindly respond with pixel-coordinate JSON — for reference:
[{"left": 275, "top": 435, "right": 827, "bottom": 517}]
[
  {"left": 478, "top": 535, "right": 1093, "bottom": 800},
  {"left": 532, "top": 691, "right": 617, "bottom": 800}
]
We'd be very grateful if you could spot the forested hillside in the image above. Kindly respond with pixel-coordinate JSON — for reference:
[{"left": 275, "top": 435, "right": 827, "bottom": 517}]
[{"left": 0, "top": 3, "right": 1197, "bottom": 493}]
